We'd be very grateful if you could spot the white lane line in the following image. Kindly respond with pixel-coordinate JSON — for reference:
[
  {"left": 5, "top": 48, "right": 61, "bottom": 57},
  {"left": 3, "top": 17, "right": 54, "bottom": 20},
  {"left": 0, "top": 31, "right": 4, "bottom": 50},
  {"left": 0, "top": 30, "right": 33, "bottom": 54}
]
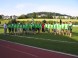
[
  {"left": 0, "top": 44, "right": 39, "bottom": 58},
  {"left": 0, "top": 39, "right": 78, "bottom": 58},
  {"left": 10, "top": 35, "right": 78, "bottom": 44}
]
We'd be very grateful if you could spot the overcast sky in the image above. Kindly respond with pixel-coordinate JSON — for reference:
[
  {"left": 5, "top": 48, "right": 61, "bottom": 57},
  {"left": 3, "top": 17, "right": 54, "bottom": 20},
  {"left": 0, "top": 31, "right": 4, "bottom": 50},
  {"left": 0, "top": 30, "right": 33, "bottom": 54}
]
[{"left": 0, "top": 0, "right": 78, "bottom": 16}]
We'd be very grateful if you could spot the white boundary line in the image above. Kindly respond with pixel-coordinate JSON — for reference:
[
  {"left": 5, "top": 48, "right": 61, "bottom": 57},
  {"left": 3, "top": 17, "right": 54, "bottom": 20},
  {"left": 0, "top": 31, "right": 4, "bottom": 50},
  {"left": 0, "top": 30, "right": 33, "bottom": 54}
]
[
  {"left": 0, "top": 39, "right": 78, "bottom": 58},
  {"left": 10, "top": 35, "right": 78, "bottom": 44}
]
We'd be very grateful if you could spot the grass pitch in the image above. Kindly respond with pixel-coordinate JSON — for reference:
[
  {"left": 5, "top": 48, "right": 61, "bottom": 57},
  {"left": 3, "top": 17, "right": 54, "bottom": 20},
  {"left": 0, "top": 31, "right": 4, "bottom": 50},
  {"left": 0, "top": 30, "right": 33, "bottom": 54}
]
[{"left": 0, "top": 27, "right": 78, "bottom": 55}]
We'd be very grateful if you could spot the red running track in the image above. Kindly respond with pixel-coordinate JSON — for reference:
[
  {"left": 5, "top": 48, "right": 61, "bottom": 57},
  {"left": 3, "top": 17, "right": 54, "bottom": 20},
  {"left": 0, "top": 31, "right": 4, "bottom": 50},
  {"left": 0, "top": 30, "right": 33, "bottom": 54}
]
[{"left": 0, "top": 40, "right": 78, "bottom": 58}]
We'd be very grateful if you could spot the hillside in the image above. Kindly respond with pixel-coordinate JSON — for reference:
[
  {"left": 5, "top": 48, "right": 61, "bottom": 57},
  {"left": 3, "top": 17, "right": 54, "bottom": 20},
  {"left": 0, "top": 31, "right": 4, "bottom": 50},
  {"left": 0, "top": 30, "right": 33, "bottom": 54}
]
[
  {"left": 18, "top": 12, "right": 71, "bottom": 19},
  {"left": 26, "top": 12, "right": 70, "bottom": 18},
  {"left": 27, "top": 12, "right": 69, "bottom": 16}
]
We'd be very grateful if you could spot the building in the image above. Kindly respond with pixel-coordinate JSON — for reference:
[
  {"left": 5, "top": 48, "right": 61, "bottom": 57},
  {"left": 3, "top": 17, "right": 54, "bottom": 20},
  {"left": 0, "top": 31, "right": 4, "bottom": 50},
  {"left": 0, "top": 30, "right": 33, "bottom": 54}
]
[
  {"left": 38, "top": 14, "right": 47, "bottom": 18},
  {"left": 2, "top": 15, "right": 10, "bottom": 19}
]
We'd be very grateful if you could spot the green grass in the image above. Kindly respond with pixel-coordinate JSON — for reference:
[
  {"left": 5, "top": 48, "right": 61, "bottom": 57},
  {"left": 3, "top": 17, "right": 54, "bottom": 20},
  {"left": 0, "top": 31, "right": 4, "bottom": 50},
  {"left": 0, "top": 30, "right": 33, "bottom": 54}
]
[
  {"left": 0, "top": 27, "right": 78, "bottom": 55},
  {"left": 72, "top": 27, "right": 78, "bottom": 41},
  {"left": 0, "top": 26, "right": 4, "bottom": 33},
  {"left": 0, "top": 19, "right": 10, "bottom": 25}
]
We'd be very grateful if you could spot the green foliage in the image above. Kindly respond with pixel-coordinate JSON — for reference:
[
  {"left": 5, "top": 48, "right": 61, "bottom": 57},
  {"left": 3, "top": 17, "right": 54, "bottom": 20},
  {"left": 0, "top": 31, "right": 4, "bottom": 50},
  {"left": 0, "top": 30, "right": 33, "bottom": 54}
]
[
  {"left": 32, "top": 12, "right": 37, "bottom": 18},
  {"left": 73, "top": 22, "right": 78, "bottom": 25},
  {"left": 18, "top": 15, "right": 29, "bottom": 19},
  {"left": 0, "top": 15, "right": 2, "bottom": 19},
  {"left": 11, "top": 19, "right": 17, "bottom": 23},
  {"left": 42, "top": 20, "right": 46, "bottom": 23}
]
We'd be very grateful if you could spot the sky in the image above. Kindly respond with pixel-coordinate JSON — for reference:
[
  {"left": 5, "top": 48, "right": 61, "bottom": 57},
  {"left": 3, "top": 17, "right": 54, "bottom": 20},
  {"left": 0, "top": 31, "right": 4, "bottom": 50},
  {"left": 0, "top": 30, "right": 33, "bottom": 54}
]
[{"left": 0, "top": 0, "right": 78, "bottom": 16}]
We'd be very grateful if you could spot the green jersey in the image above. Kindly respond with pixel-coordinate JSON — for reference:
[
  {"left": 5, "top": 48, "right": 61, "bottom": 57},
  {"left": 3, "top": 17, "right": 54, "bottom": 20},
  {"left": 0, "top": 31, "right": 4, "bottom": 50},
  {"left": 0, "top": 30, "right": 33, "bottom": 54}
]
[
  {"left": 65, "top": 24, "right": 69, "bottom": 29},
  {"left": 47, "top": 24, "right": 51, "bottom": 29},
  {"left": 11, "top": 24, "right": 14, "bottom": 28},
  {"left": 19, "top": 24, "right": 22, "bottom": 28},
  {"left": 17, "top": 24, "right": 20, "bottom": 28},
  {"left": 56, "top": 23, "right": 59, "bottom": 29},
  {"left": 8, "top": 24, "right": 11, "bottom": 28},
  {"left": 34, "top": 23, "right": 37, "bottom": 28},
  {"left": 53, "top": 24, "right": 57, "bottom": 29},
  {"left": 25, "top": 24, "right": 28, "bottom": 29},
  {"left": 27, "top": 24, "right": 29, "bottom": 28},
  {"left": 68, "top": 23, "right": 73, "bottom": 30},
  {"left": 51, "top": 24, "right": 53, "bottom": 29},
  {"left": 32, "top": 23, "right": 35, "bottom": 28},
  {"left": 35, "top": 24, "right": 40, "bottom": 28},
  {"left": 45, "top": 24, "right": 48, "bottom": 28},
  {"left": 14, "top": 24, "right": 17, "bottom": 28},
  {"left": 22, "top": 24, "right": 26, "bottom": 28},
  {"left": 29, "top": 24, "right": 32, "bottom": 29},
  {"left": 61, "top": 24, "right": 65, "bottom": 29},
  {"left": 39, "top": 24, "right": 41, "bottom": 28},
  {"left": 58, "top": 24, "right": 62, "bottom": 30}
]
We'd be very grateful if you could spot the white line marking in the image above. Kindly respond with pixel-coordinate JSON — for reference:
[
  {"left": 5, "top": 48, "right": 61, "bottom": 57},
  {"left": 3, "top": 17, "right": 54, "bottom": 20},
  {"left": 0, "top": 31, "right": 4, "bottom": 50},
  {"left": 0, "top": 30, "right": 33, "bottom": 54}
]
[
  {"left": 10, "top": 35, "right": 78, "bottom": 44},
  {"left": 0, "top": 39, "right": 78, "bottom": 58},
  {"left": 0, "top": 43, "right": 39, "bottom": 58}
]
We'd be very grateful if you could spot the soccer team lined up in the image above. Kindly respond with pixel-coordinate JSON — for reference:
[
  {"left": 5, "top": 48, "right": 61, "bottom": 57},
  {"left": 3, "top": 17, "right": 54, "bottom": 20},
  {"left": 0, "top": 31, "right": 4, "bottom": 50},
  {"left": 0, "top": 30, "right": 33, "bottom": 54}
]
[{"left": 7, "top": 21, "right": 72, "bottom": 37}]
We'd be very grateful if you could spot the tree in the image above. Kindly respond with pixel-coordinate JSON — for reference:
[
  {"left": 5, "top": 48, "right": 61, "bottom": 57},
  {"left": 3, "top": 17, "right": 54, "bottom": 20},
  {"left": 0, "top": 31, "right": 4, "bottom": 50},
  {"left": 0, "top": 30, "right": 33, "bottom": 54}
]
[
  {"left": 42, "top": 20, "right": 46, "bottom": 23},
  {"left": 60, "top": 19, "right": 62, "bottom": 24},
  {"left": 18, "top": 15, "right": 26, "bottom": 19},
  {"left": 47, "top": 13, "right": 51, "bottom": 19},
  {"left": 11, "top": 19, "right": 17, "bottom": 23},
  {"left": 32, "top": 12, "right": 37, "bottom": 18},
  {"left": 0, "top": 15, "right": 2, "bottom": 19},
  {"left": 76, "top": 16, "right": 78, "bottom": 19}
]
